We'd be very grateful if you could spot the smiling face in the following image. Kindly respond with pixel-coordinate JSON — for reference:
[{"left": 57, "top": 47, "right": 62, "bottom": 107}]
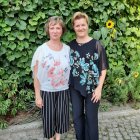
[
  {"left": 73, "top": 18, "right": 89, "bottom": 38},
  {"left": 48, "top": 22, "right": 63, "bottom": 40}
]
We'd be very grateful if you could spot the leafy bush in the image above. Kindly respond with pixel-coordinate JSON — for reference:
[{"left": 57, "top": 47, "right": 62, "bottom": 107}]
[
  {"left": 0, "top": 0, "right": 140, "bottom": 128},
  {"left": 0, "top": 68, "right": 34, "bottom": 129}
]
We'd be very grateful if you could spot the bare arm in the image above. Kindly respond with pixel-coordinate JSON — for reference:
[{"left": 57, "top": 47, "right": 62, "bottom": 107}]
[
  {"left": 33, "top": 62, "right": 43, "bottom": 108},
  {"left": 91, "top": 69, "right": 107, "bottom": 103}
]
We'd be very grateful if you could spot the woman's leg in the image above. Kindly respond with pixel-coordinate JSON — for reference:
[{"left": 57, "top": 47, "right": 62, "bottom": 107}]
[
  {"left": 70, "top": 88, "right": 85, "bottom": 140},
  {"left": 55, "top": 133, "right": 61, "bottom": 140},
  {"left": 85, "top": 93, "right": 100, "bottom": 140}
]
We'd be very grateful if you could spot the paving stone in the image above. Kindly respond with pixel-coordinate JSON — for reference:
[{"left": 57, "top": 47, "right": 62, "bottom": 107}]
[{"left": 0, "top": 109, "right": 140, "bottom": 140}]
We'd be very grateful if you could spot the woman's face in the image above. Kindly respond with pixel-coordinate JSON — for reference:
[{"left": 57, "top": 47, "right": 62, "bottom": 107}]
[
  {"left": 49, "top": 22, "right": 63, "bottom": 40},
  {"left": 73, "top": 18, "right": 88, "bottom": 38}
]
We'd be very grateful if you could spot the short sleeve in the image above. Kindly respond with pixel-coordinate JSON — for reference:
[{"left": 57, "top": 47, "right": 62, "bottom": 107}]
[
  {"left": 31, "top": 47, "right": 41, "bottom": 71},
  {"left": 97, "top": 43, "right": 109, "bottom": 72},
  {"left": 96, "top": 41, "right": 109, "bottom": 74}
]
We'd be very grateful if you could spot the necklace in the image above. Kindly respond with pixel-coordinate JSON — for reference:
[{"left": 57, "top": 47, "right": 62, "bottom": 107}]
[{"left": 78, "top": 43, "right": 84, "bottom": 46}]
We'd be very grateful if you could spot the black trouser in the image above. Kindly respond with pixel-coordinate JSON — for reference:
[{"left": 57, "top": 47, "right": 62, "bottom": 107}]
[
  {"left": 70, "top": 88, "right": 99, "bottom": 140},
  {"left": 41, "top": 90, "right": 69, "bottom": 139}
]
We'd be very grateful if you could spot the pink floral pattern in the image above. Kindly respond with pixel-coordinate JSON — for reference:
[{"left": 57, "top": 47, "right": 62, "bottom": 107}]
[{"left": 47, "top": 60, "right": 66, "bottom": 88}]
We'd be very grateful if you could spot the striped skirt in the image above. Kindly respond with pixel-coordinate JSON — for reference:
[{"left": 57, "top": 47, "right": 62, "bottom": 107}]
[{"left": 40, "top": 89, "right": 70, "bottom": 139}]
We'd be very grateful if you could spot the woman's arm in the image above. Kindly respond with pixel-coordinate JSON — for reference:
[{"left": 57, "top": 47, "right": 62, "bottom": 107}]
[
  {"left": 91, "top": 69, "right": 107, "bottom": 103},
  {"left": 33, "top": 62, "right": 43, "bottom": 108}
]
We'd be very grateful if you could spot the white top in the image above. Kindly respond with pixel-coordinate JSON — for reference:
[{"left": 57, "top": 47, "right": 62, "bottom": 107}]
[{"left": 31, "top": 42, "right": 70, "bottom": 92}]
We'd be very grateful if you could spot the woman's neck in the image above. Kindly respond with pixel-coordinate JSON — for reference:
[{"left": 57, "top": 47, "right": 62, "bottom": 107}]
[
  {"left": 76, "top": 36, "right": 92, "bottom": 44},
  {"left": 47, "top": 40, "right": 63, "bottom": 51},
  {"left": 48, "top": 39, "right": 61, "bottom": 46}
]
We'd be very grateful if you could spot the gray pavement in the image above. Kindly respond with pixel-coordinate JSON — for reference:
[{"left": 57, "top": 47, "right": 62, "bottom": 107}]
[{"left": 0, "top": 108, "right": 140, "bottom": 140}]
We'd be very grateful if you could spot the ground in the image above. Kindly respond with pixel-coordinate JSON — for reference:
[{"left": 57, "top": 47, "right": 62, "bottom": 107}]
[{"left": 6, "top": 100, "right": 140, "bottom": 126}]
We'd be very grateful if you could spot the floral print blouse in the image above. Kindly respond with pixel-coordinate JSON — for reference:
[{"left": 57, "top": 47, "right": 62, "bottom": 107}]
[
  {"left": 69, "top": 39, "right": 108, "bottom": 96},
  {"left": 31, "top": 43, "right": 70, "bottom": 92}
]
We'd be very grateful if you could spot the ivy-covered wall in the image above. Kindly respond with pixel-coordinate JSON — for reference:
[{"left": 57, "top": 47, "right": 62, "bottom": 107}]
[{"left": 0, "top": 0, "right": 140, "bottom": 128}]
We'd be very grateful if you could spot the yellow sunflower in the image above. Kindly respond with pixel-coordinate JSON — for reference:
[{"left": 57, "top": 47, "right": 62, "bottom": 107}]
[
  {"left": 133, "top": 72, "right": 139, "bottom": 78},
  {"left": 115, "top": 78, "right": 122, "bottom": 84},
  {"left": 106, "top": 20, "right": 114, "bottom": 29},
  {"left": 110, "top": 28, "right": 117, "bottom": 38}
]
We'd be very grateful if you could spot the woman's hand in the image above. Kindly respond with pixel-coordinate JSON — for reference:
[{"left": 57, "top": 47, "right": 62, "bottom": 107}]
[
  {"left": 91, "top": 86, "right": 102, "bottom": 103},
  {"left": 91, "top": 70, "right": 107, "bottom": 103},
  {"left": 35, "top": 96, "right": 43, "bottom": 108}
]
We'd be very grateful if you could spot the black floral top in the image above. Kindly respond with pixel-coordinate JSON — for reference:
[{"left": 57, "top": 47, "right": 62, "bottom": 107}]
[{"left": 69, "top": 39, "right": 109, "bottom": 96}]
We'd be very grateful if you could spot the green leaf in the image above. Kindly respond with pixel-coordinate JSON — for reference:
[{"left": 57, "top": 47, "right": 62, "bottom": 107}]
[
  {"left": 16, "top": 20, "right": 27, "bottom": 30},
  {"left": 24, "top": 5, "right": 34, "bottom": 11},
  {"left": 7, "top": 55, "right": 16, "bottom": 61},
  {"left": 16, "top": 32, "right": 25, "bottom": 40},
  {"left": 29, "top": 34, "right": 38, "bottom": 42},
  {"left": 0, "top": 21, "right": 6, "bottom": 27},
  {"left": 9, "top": 42, "right": 17, "bottom": 50},
  {"left": 0, "top": 47, "right": 6, "bottom": 55},
  {"left": 117, "top": 3, "right": 125, "bottom": 10},
  {"left": 23, "top": 41, "right": 29, "bottom": 49},
  {"left": 19, "top": 13, "right": 29, "bottom": 20},
  {"left": 101, "top": 27, "right": 108, "bottom": 40},
  {"left": 3, "top": 26, "right": 11, "bottom": 31},
  {"left": 15, "top": 52, "right": 22, "bottom": 58},
  {"left": 110, "top": 1, "right": 117, "bottom": 6},
  {"left": 103, "top": 1, "right": 109, "bottom": 6},
  {"left": 0, "top": 10, "right": 3, "bottom": 17},
  {"left": 6, "top": 11, "right": 16, "bottom": 18},
  {"left": 27, "top": 25, "right": 36, "bottom": 31},
  {"left": 8, "top": 35, "right": 16, "bottom": 41},
  {"left": 93, "top": 31, "right": 101, "bottom": 40},
  {"left": 0, "top": 0, "right": 9, "bottom": 6},
  {"left": 11, "top": 108, "right": 17, "bottom": 116},
  {"left": 29, "top": 19, "right": 38, "bottom": 26},
  {"left": 5, "top": 17, "right": 17, "bottom": 26},
  {"left": 24, "top": 31, "right": 30, "bottom": 39},
  {"left": 48, "top": 9, "right": 57, "bottom": 16},
  {"left": 102, "top": 12, "right": 108, "bottom": 22},
  {"left": 101, "top": 37, "right": 111, "bottom": 46}
]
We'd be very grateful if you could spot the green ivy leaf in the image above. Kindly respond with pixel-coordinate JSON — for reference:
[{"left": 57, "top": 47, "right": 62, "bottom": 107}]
[
  {"left": 27, "top": 25, "right": 36, "bottom": 31},
  {"left": 24, "top": 5, "right": 34, "bottom": 11},
  {"left": 3, "top": 26, "right": 11, "bottom": 31},
  {"left": 117, "top": 3, "right": 125, "bottom": 10},
  {"left": 29, "top": 19, "right": 38, "bottom": 26},
  {"left": 101, "top": 37, "right": 111, "bottom": 47},
  {"left": 16, "top": 32, "right": 25, "bottom": 40},
  {"left": 29, "top": 34, "right": 38, "bottom": 42},
  {"left": 19, "top": 13, "right": 29, "bottom": 20},
  {"left": 0, "top": 0, "right": 9, "bottom": 6},
  {"left": 0, "top": 47, "right": 6, "bottom": 55},
  {"left": 15, "top": 52, "right": 22, "bottom": 58},
  {"left": 0, "top": 10, "right": 3, "bottom": 17},
  {"left": 103, "top": 1, "right": 109, "bottom": 6},
  {"left": 0, "top": 21, "right": 6, "bottom": 27},
  {"left": 93, "top": 31, "right": 101, "bottom": 40},
  {"left": 9, "top": 42, "right": 17, "bottom": 50},
  {"left": 7, "top": 55, "right": 16, "bottom": 61},
  {"left": 101, "top": 27, "right": 108, "bottom": 40},
  {"left": 6, "top": 11, "right": 16, "bottom": 18},
  {"left": 110, "top": 1, "right": 117, "bottom": 6},
  {"left": 16, "top": 20, "right": 27, "bottom": 30},
  {"left": 5, "top": 17, "right": 17, "bottom": 26}
]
